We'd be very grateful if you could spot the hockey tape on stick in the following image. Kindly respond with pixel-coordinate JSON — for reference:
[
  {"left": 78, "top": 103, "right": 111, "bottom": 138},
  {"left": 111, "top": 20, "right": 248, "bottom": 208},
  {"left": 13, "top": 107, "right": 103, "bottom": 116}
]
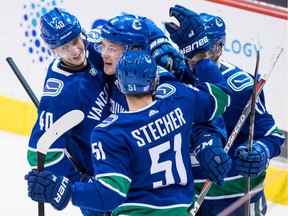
[
  {"left": 189, "top": 47, "right": 284, "bottom": 216},
  {"left": 37, "top": 109, "right": 84, "bottom": 216},
  {"left": 37, "top": 110, "right": 85, "bottom": 158}
]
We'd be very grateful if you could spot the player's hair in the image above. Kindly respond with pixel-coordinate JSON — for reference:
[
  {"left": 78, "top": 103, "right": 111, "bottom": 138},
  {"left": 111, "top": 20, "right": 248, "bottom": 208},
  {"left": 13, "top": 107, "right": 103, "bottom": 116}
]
[
  {"left": 100, "top": 14, "right": 150, "bottom": 51},
  {"left": 116, "top": 50, "right": 157, "bottom": 95},
  {"left": 40, "top": 7, "right": 84, "bottom": 49}
]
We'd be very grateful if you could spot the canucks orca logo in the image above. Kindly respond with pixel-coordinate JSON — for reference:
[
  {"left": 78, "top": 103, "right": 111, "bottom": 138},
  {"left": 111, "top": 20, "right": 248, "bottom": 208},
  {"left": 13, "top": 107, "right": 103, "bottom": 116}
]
[
  {"left": 97, "top": 114, "right": 118, "bottom": 127},
  {"left": 132, "top": 19, "right": 142, "bottom": 30},
  {"left": 42, "top": 78, "right": 64, "bottom": 97},
  {"left": 227, "top": 71, "right": 254, "bottom": 92},
  {"left": 155, "top": 83, "right": 176, "bottom": 99}
]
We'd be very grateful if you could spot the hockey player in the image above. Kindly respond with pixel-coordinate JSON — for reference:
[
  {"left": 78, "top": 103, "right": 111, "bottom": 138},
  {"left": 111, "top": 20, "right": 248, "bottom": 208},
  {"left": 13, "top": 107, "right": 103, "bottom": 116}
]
[
  {"left": 26, "top": 7, "right": 110, "bottom": 216},
  {"left": 88, "top": 14, "right": 189, "bottom": 113},
  {"left": 93, "top": 13, "right": 231, "bottom": 188},
  {"left": 25, "top": 50, "right": 232, "bottom": 215},
  {"left": 165, "top": 5, "right": 286, "bottom": 215}
]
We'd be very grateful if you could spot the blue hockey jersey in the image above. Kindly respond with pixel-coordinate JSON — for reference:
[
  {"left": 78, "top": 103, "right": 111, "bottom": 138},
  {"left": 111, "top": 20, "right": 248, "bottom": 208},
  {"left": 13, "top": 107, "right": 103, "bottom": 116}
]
[
  {"left": 192, "top": 60, "right": 286, "bottom": 215},
  {"left": 71, "top": 79, "right": 230, "bottom": 215},
  {"left": 27, "top": 43, "right": 111, "bottom": 182}
]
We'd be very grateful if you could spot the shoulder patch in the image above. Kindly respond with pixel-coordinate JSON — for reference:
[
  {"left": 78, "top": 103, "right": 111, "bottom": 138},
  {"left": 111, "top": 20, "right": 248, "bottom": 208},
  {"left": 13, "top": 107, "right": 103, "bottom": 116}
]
[
  {"left": 155, "top": 83, "right": 176, "bottom": 99},
  {"left": 157, "top": 65, "right": 168, "bottom": 74},
  {"left": 227, "top": 71, "right": 253, "bottom": 92},
  {"left": 42, "top": 78, "right": 64, "bottom": 97},
  {"left": 97, "top": 114, "right": 118, "bottom": 128}
]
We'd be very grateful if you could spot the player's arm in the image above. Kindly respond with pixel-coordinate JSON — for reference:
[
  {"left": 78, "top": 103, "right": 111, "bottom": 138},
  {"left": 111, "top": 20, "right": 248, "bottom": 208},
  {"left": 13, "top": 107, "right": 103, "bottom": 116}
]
[
  {"left": 27, "top": 100, "right": 82, "bottom": 182},
  {"left": 25, "top": 126, "right": 130, "bottom": 211},
  {"left": 165, "top": 5, "right": 230, "bottom": 95},
  {"left": 234, "top": 91, "right": 285, "bottom": 178},
  {"left": 141, "top": 16, "right": 187, "bottom": 81}
]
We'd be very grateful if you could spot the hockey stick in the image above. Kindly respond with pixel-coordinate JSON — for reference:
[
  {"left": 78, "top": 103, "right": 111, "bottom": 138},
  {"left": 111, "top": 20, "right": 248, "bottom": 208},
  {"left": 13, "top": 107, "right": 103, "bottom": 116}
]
[
  {"left": 218, "top": 163, "right": 285, "bottom": 216},
  {"left": 37, "top": 109, "right": 84, "bottom": 216},
  {"left": 189, "top": 47, "right": 284, "bottom": 216},
  {"left": 6, "top": 57, "right": 39, "bottom": 107},
  {"left": 5, "top": 57, "right": 86, "bottom": 173},
  {"left": 5, "top": 57, "right": 85, "bottom": 216},
  {"left": 244, "top": 49, "right": 260, "bottom": 216}
]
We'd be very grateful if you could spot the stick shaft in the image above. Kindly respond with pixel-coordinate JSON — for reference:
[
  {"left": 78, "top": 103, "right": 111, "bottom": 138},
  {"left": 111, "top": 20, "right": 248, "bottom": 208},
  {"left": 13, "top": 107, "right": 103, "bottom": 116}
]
[
  {"left": 6, "top": 57, "right": 84, "bottom": 216},
  {"left": 6, "top": 57, "right": 39, "bottom": 107},
  {"left": 244, "top": 49, "right": 260, "bottom": 216},
  {"left": 189, "top": 47, "right": 283, "bottom": 216},
  {"left": 6, "top": 57, "right": 44, "bottom": 215}
]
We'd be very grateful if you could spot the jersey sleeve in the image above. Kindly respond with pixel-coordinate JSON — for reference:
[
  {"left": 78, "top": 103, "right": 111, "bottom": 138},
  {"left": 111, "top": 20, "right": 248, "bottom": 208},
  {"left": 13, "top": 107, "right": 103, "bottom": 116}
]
[
  {"left": 72, "top": 127, "right": 130, "bottom": 211},
  {"left": 222, "top": 63, "right": 285, "bottom": 159},
  {"left": 27, "top": 72, "right": 82, "bottom": 182},
  {"left": 243, "top": 91, "right": 285, "bottom": 158},
  {"left": 195, "top": 58, "right": 231, "bottom": 95},
  {"left": 191, "top": 116, "right": 227, "bottom": 146},
  {"left": 189, "top": 82, "right": 231, "bottom": 121}
]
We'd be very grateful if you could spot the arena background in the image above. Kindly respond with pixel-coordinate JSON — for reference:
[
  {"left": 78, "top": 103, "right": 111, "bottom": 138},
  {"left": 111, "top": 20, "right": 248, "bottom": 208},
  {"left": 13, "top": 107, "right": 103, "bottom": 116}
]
[{"left": 0, "top": 0, "right": 287, "bottom": 214}]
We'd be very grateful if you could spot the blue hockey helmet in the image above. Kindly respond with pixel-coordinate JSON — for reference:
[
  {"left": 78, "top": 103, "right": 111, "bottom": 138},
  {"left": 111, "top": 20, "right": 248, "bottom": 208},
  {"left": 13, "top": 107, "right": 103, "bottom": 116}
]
[
  {"left": 101, "top": 14, "right": 150, "bottom": 50},
  {"left": 116, "top": 50, "right": 157, "bottom": 94},
  {"left": 87, "top": 25, "right": 103, "bottom": 44},
  {"left": 199, "top": 13, "right": 226, "bottom": 47},
  {"left": 40, "top": 7, "right": 83, "bottom": 49}
]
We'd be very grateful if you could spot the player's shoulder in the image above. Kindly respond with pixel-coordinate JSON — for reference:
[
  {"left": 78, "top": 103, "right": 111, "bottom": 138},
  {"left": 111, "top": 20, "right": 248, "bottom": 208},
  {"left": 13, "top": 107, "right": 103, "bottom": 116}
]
[
  {"left": 155, "top": 81, "right": 195, "bottom": 101},
  {"left": 96, "top": 114, "right": 119, "bottom": 128},
  {"left": 92, "top": 113, "right": 128, "bottom": 141},
  {"left": 219, "top": 60, "right": 254, "bottom": 94},
  {"left": 157, "top": 65, "right": 174, "bottom": 78},
  {"left": 42, "top": 62, "right": 79, "bottom": 103}
]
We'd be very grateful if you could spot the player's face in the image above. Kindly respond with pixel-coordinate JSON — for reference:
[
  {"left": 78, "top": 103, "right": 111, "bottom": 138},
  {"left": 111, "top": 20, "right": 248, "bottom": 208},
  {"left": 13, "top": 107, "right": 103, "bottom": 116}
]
[
  {"left": 208, "top": 44, "right": 222, "bottom": 63},
  {"left": 101, "top": 39, "right": 124, "bottom": 75},
  {"left": 53, "top": 35, "right": 86, "bottom": 66}
]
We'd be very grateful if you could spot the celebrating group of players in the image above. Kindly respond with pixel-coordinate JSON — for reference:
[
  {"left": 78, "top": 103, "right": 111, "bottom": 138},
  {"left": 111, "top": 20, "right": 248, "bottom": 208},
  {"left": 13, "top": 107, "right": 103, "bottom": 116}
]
[{"left": 24, "top": 4, "right": 285, "bottom": 216}]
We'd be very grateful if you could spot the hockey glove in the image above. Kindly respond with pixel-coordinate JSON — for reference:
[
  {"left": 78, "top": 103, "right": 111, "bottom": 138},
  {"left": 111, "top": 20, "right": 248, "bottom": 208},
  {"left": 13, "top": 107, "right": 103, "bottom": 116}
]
[
  {"left": 24, "top": 170, "right": 71, "bottom": 210},
  {"left": 165, "top": 4, "right": 211, "bottom": 59},
  {"left": 234, "top": 141, "right": 270, "bottom": 178},
  {"left": 192, "top": 134, "right": 232, "bottom": 185},
  {"left": 144, "top": 17, "right": 186, "bottom": 80},
  {"left": 149, "top": 37, "right": 186, "bottom": 80}
]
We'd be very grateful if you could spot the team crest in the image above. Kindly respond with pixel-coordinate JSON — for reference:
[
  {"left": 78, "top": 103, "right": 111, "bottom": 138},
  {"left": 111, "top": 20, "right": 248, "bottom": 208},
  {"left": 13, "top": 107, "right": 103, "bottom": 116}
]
[
  {"left": 42, "top": 78, "right": 64, "bottom": 97},
  {"left": 97, "top": 114, "right": 118, "bottom": 127},
  {"left": 132, "top": 20, "right": 141, "bottom": 30},
  {"left": 155, "top": 83, "right": 176, "bottom": 99},
  {"left": 216, "top": 17, "right": 224, "bottom": 27},
  {"left": 227, "top": 71, "right": 254, "bottom": 92},
  {"left": 89, "top": 68, "right": 97, "bottom": 76}
]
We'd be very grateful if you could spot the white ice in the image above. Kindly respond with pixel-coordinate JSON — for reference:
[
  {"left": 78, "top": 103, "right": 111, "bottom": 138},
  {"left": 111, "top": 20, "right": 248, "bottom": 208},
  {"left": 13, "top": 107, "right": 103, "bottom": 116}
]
[{"left": 0, "top": 130, "right": 287, "bottom": 216}]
